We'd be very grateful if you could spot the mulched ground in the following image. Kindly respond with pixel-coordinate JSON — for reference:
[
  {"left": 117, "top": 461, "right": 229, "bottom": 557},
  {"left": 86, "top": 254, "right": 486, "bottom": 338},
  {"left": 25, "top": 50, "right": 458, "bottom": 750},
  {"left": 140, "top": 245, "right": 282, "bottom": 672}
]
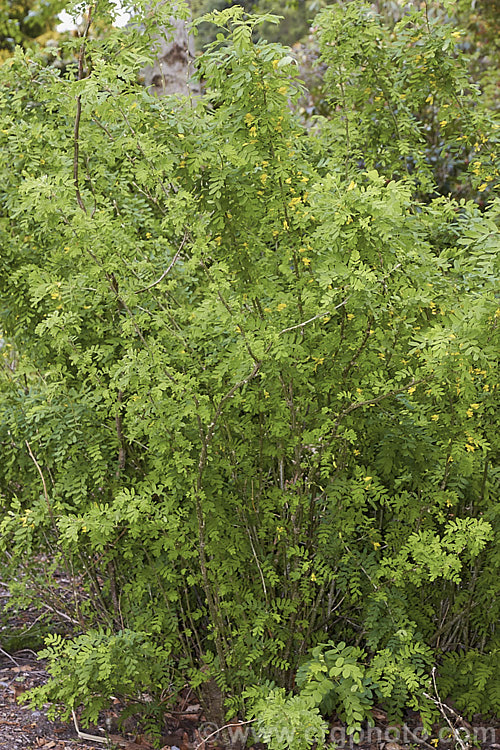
[{"left": 0, "top": 649, "right": 100, "bottom": 750}]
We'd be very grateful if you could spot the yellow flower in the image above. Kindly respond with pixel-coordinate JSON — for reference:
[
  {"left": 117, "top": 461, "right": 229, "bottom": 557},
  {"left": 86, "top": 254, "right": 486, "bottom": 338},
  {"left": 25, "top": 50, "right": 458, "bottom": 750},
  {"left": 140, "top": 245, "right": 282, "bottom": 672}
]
[
  {"left": 264, "top": 390, "right": 270, "bottom": 399},
  {"left": 466, "top": 409, "right": 474, "bottom": 417},
  {"left": 353, "top": 449, "right": 360, "bottom": 456},
  {"left": 302, "top": 257, "right": 311, "bottom": 266},
  {"left": 465, "top": 444, "right": 475, "bottom": 452},
  {"left": 347, "top": 313, "right": 355, "bottom": 320},
  {"left": 347, "top": 180, "right": 356, "bottom": 191},
  {"left": 364, "top": 476, "right": 372, "bottom": 482},
  {"left": 249, "top": 126, "right": 257, "bottom": 137},
  {"left": 470, "top": 403, "right": 480, "bottom": 409},
  {"left": 478, "top": 183, "right": 487, "bottom": 192},
  {"left": 277, "top": 303, "right": 287, "bottom": 311},
  {"left": 310, "top": 572, "right": 317, "bottom": 582},
  {"left": 145, "top": 232, "right": 152, "bottom": 238},
  {"left": 245, "top": 113, "right": 255, "bottom": 125},
  {"left": 278, "top": 86, "right": 288, "bottom": 95},
  {"left": 431, "top": 739, "right": 439, "bottom": 748},
  {"left": 261, "top": 173, "right": 268, "bottom": 184},
  {"left": 431, "top": 414, "right": 439, "bottom": 421},
  {"left": 264, "top": 307, "right": 271, "bottom": 312},
  {"left": 373, "top": 542, "right": 381, "bottom": 549},
  {"left": 408, "top": 386, "right": 416, "bottom": 394}
]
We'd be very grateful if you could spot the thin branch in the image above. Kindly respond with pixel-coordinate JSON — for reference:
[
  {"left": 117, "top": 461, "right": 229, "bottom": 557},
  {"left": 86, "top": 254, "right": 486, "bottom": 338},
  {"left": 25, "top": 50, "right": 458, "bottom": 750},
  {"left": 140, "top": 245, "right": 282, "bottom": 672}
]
[
  {"left": 195, "top": 720, "right": 255, "bottom": 750},
  {"left": 424, "top": 667, "right": 470, "bottom": 750},
  {"left": 25, "top": 440, "right": 55, "bottom": 526},
  {"left": 0, "top": 646, "right": 20, "bottom": 667},
  {"left": 74, "top": 97, "right": 86, "bottom": 213},
  {"left": 342, "top": 315, "right": 373, "bottom": 379},
  {"left": 72, "top": 710, "right": 107, "bottom": 744},
  {"left": 73, "top": 5, "right": 94, "bottom": 214},
  {"left": 332, "top": 378, "right": 427, "bottom": 434},
  {"left": 278, "top": 297, "right": 351, "bottom": 336},
  {"left": 136, "top": 233, "right": 187, "bottom": 292},
  {"left": 25, "top": 441, "right": 85, "bottom": 627},
  {"left": 115, "top": 390, "right": 126, "bottom": 477},
  {"left": 404, "top": 725, "right": 437, "bottom": 750}
]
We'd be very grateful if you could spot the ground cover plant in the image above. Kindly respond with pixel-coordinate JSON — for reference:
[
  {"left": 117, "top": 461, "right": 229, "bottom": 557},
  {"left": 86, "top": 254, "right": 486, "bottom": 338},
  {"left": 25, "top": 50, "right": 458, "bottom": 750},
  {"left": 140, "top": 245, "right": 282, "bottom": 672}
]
[{"left": 0, "top": 0, "right": 499, "bottom": 746}]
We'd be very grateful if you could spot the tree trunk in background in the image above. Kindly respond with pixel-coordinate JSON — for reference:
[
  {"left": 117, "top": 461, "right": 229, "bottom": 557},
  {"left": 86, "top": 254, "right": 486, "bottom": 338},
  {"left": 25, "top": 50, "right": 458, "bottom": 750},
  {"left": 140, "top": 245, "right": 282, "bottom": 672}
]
[{"left": 142, "top": 15, "right": 197, "bottom": 97}]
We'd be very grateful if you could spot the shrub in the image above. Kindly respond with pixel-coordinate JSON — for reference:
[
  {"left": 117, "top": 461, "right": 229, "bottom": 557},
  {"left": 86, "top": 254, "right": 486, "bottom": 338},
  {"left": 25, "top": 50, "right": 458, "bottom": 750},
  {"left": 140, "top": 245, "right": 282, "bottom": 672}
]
[{"left": 0, "top": 0, "right": 498, "bottom": 740}]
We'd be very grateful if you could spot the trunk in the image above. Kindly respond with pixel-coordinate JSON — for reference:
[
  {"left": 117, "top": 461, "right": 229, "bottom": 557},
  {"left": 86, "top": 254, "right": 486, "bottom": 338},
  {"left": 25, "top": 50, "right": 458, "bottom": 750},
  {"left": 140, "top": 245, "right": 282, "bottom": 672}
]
[{"left": 142, "top": 14, "right": 197, "bottom": 97}]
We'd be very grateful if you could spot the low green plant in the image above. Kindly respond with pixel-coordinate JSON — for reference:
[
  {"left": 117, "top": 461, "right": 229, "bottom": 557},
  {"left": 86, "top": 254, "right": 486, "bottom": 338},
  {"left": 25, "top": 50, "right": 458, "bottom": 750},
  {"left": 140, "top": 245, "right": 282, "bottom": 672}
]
[
  {"left": 23, "top": 629, "right": 172, "bottom": 726},
  {"left": 245, "top": 685, "right": 328, "bottom": 750}
]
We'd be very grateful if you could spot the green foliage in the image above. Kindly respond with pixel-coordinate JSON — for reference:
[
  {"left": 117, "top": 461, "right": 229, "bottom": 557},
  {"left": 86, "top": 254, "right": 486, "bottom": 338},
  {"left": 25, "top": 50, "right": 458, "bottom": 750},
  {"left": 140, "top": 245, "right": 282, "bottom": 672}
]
[
  {"left": 245, "top": 685, "right": 328, "bottom": 750},
  {"left": 23, "top": 629, "right": 172, "bottom": 727},
  {"left": 296, "top": 635, "right": 434, "bottom": 738},
  {"left": 438, "top": 647, "right": 500, "bottom": 718},
  {"left": 0, "top": 0, "right": 498, "bottom": 741}
]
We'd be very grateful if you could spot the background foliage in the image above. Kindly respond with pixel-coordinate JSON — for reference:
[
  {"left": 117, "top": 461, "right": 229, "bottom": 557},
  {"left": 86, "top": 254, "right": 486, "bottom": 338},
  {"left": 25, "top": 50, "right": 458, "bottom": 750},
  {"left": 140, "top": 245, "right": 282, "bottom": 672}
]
[{"left": 0, "top": 0, "right": 498, "bottom": 745}]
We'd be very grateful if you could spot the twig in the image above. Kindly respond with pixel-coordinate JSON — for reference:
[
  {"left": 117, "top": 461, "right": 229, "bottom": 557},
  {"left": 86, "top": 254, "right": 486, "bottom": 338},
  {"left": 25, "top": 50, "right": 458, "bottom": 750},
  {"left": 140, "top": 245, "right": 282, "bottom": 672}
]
[
  {"left": 0, "top": 646, "right": 20, "bottom": 667},
  {"left": 332, "top": 378, "right": 427, "bottom": 434},
  {"left": 25, "top": 441, "right": 55, "bottom": 526},
  {"left": 195, "top": 720, "right": 255, "bottom": 750},
  {"left": 423, "top": 667, "right": 470, "bottom": 750},
  {"left": 278, "top": 297, "right": 351, "bottom": 336},
  {"left": 72, "top": 709, "right": 108, "bottom": 744},
  {"left": 73, "top": 5, "right": 94, "bottom": 214},
  {"left": 403, "top": 725, "right": 437, "bottom": 750},
  {"left": 42, "top": 603, "right": 81, "bottom": 626},
  {"left": 115, "top": 390, "right": 126, "bottom": 477},
  {"left": 136, "top": 233, "right": 187, "bottom": 292}
]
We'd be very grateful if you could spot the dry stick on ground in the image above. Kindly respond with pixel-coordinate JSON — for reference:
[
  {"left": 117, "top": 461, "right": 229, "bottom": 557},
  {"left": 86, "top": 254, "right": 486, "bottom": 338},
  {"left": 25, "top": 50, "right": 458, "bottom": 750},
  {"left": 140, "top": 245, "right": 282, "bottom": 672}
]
[
  {"left": 72, "top": 710, "right": 107, "bottom": 744},
  {"left": 195, "top": 720, "right": 255, "bottom": 750},
  {"left": 403, "top": 725, "right": 437, "bottom": 750},
  {"left": 0, "top": 646, "right": 20, "bottom": 667}
]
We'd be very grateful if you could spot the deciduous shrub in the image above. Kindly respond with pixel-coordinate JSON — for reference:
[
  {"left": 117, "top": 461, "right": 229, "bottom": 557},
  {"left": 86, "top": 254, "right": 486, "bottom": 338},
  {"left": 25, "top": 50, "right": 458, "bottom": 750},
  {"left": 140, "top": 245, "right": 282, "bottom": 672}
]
[{"left": 0, "top": 0, "right": 498, "bottom": 743}]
